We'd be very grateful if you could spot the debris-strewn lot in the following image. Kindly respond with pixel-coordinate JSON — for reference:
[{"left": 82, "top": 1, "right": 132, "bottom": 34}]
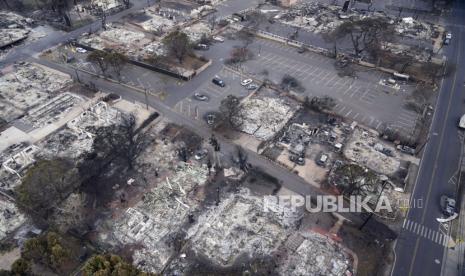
[
  {"left": 236, "top": 96, "right": 298, "bottom": 141},
  {"left": 0, "top": 62, "right": 72, "bottom": 124},
  {"left": 167, "top": 188, "right": 354, "bottom": 276}
]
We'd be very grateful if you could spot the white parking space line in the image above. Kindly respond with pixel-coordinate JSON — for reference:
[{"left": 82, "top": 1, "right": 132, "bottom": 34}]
[
  {"left": 332, "top": 76, "right": 346, "bottom": 87},
  {"left": 395, "top": 121, "right": 414, "bottom": 128},
  {"left": 324, "top": 75, "right": 338, "bottom": 86},
  {"left": 308, "top": 67, "right": 319, "bottom": 76},
  {"left": 340, "top": 86, "right": 351, "bottom": 96},
  {"left": 319, "top": 70, "right": 332, "bottom": 80},
  {"left": 369, "top": 116, "right": 375, "bottom": 125}
]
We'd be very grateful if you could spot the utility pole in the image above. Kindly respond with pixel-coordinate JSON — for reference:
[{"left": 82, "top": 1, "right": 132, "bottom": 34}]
[{"left": 101, "top": 9, "right": 107, "bottom": 30}]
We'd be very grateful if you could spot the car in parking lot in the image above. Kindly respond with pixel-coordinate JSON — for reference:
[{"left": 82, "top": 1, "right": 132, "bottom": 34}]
[
  {"left": 213, "top": 36, "right": 225, "bottom": 42},
  {"left": 76, "top": 47, "right": 87, "bottom": 53},
  {"left": 195, "top": 44, "right": 210, "bottom": 50},
  {"left": 205, "top": 113, "right": 217, "bottom": 125},
  {"left": 241, "top": 78, "right": 253, "bottom": 86},
  {"left": 212, "top": 77, "right": 225, "bottom": 87},
  {"left": 246, "top": 83, "right": 259, "bottom": 90},
  {"left": 194, "top": 93, "right": 209, "bottom": 101},
  {"left": 446, "top": 32, "right": 452, "bottom": 40}
]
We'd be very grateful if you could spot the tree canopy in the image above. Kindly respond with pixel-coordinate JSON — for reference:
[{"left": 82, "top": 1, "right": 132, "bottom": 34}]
[
  {"left": 83, "top": 254, "right": 152, "bottom": 276},
  {"left": 22, "top": 232, "right": 70, "bottom": 272},
  {"left": 163, "top": 30, "right": 192, "bottom": 64},
  {"left": 15, "top": 158, "right": 79, "bottom": 222},
  {"left": 331, "top": 17, "right": 395, "bottom": 58}
]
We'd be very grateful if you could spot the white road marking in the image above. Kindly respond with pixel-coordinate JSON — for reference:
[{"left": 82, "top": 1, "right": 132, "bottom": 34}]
[{"left": 369, "top": 116, "right": 375, "bottom": 125}]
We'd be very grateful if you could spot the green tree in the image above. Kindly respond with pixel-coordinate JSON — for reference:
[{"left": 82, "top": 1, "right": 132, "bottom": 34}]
[
  {"left": 83, "top": 254, "right": 151, "bottom": 276},
  {"left": 11, "top": 258, "right": 31, "bottom": 276},
  {"left": 22, "top": 237, "right": 47, "bottom": 263},
  {"left": 15, "top": 159, "right": 79, "bottom": 222},
  {"left": 21, "top": 232, "right": 70, "bottom": 272},
  {"left": 163, "top": 30, "right": 192, "bottom": 64}
]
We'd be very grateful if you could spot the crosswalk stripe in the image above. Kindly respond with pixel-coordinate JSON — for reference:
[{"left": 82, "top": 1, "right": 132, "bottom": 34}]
[
  {"left": 403, "top": 220, "right": 451, "bottom": 247},
  {"left": 406, "top": 220, "right": 412, "bottom": 231}
]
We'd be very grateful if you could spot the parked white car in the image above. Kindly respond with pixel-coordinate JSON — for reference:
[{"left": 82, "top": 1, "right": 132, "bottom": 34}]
[
  {"left": 213, "top": 36, "right": 225, "bottom": 42},
  {"left": 241, "top": 79, "right": 253, "bottom": 86}
]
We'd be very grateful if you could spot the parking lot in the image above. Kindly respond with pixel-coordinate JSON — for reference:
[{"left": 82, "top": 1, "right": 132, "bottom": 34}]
[
  {"left": 242, "top": 38, "right": 420, "bottom": 139},
  {"left": 174, "top": 66, "right": 258, "bottom": 121},
  {"left": 50, "top": 37, "right": 420, "bottom": 141}
]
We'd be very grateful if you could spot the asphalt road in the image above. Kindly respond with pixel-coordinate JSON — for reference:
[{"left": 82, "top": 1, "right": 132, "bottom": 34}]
[{"left": 391, "top": 2, "right": 465, "bottom": 276}]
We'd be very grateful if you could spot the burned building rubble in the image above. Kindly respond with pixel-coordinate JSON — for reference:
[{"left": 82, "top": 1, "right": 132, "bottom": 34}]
[
  {"left": 235, "top": 96, "right": 299, "bottom": 141},
  {"left": 167, "top": 188, "right": 353, "bottom": 275},
  {"left": 0, "top": 12, "right": 33, "bottom": 49},
  {"left": 106, "top": 162, "right": 209, "bottom": 273},
  {"left": 0, "top": 62, "right": 72, "bottom": 124},
  {"left": 0, "top": 197, "right": 26, "bottom": 241}
]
